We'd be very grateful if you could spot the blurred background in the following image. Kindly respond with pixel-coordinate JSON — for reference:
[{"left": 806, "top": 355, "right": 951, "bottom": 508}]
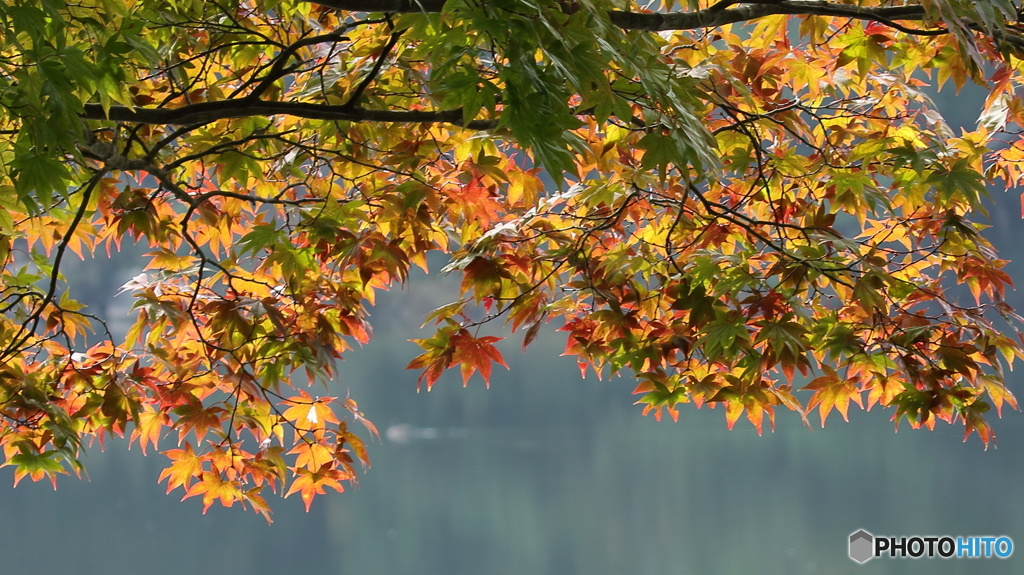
[{"left": 0, "top": 86, "right": 1022, "bottom": 575}]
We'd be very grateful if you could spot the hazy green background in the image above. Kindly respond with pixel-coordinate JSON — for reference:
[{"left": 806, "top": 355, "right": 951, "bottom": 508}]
[{"left": 0, "top": 86, "right": 1022, "bottom": 575}]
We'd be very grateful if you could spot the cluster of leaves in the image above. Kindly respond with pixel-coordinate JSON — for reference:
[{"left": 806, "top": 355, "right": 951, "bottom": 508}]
[{"left": 1, "top": 0, "right": 1024, "bottom": 519}]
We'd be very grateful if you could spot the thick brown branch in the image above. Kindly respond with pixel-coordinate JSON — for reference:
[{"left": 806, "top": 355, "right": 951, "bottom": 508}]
[
  {"left": 80, "top": 100, "right": 499, "bottom": 129},
  {"left": 308, "top": 0, "right": 1024, "bottom": 47},
  {"left": 607, "top": 1, "right": 929, "bottom": 32},
  {"left": 309, "top": 0, "right": 929, "bottom": 30},
  {"left": 307, "top": 0, "right": 1024, "bottom": 45},
  {"left": 310, "top": 0, "right": 444, "bottom": 11},
  {"left": 76, "top": 0, "right": 1016, "bottom": 129}
]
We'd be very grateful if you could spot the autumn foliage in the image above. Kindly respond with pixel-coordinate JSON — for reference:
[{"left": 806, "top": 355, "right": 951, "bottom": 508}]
[{"left": 1, "top": 0, "right": 1024, "bottom": 520}]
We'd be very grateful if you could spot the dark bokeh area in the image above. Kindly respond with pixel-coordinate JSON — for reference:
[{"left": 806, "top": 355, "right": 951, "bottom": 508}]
[{"left": 1, "top": 86, "right": 1023, "bottom": 575}]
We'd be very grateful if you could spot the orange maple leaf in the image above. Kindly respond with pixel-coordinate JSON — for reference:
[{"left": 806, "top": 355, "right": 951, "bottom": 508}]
[{"left": 285, "top": 463, "right": 347, "bottom": 512}]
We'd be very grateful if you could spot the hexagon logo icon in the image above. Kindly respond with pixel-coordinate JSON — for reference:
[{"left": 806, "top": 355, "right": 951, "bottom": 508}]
[{"left": 849, "top": 530, "right": 874, "bottom": 564}]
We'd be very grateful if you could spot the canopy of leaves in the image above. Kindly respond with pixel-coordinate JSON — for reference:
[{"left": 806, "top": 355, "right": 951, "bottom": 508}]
[{"left": 1, "top": 0, "right": 1024, "bottom": 519}]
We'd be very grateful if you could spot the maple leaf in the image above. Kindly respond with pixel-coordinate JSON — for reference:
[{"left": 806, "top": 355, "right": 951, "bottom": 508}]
[
  {"left": 285, "top": 464, "right": 348, "bottom": 512},
  {"left": 802, "top": 367, "right": 865, "bottom": 427},
  {"left": 461, "top": 257, "right": 513, "bottom": 302},
  {"left": 977, "top": 376, "right": 1019, "bottom": 417},
  {"left": 158, "top": 443, "right": 203, "bottom": 494},
  {"left": 408, "top": 327, "right": 509, "bottom": 388},
  {"left": 449, "top": 330, "right": 509, "bottom": 387},
  {"left": 129, "top": 406, "right": 168, "bottom": 456},
  {"left": 5, "top": 448, "right": 68, "bottom": 489},
  {"left": 243, "top": 487, "right": 274, "bottom": 525},
  {"left": 288, "top": 441, "right": 335, "bottom": 471},
  {"left": 184, "top": 471, "right": 243, "bottom": 513},
  {"left": 344, "top": 397, "right": 379, "bottom": 441},
  {"left": 632, "top": 371, "right": 688, "bottom": 422},
  {"left": 172, "top": 399, "right": 226, "bottom": 444},
  {"left": 961, "top": 400, "right": 995, "bottom": 447},
  {"left": 407, "top": 326, "right": 458, "bottom": 391},
  {"left": 282, "top": 391, "right": 339, "bottom": 436}
]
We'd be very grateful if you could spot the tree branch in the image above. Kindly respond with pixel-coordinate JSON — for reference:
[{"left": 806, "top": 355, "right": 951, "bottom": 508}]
[
  {"left": 308, "top": 0, "right": 1024, "bottom": 46},
  {"left": 76, "top": 0, "right": 1018, "bottom": 130},
  {"left": 310, "top": 0, "right": 444, "bottom": 12},
  {"left": 80, "top": 100, "right": 499, "bottom": 129},
  {"left": 607, "top": 1, "right": 930, "bottom": 32},
  {"left": 308, "top": 0, "right": 930, "bottom": 30},
  {"left": 0, "top": 172, "right": 105, "bottom": 362},
  {"left": 244, "top": 31, "right": 351, "bottom": 101},
  {"left": 342, "top": 26, "right": 404, "bottom": 110}
]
